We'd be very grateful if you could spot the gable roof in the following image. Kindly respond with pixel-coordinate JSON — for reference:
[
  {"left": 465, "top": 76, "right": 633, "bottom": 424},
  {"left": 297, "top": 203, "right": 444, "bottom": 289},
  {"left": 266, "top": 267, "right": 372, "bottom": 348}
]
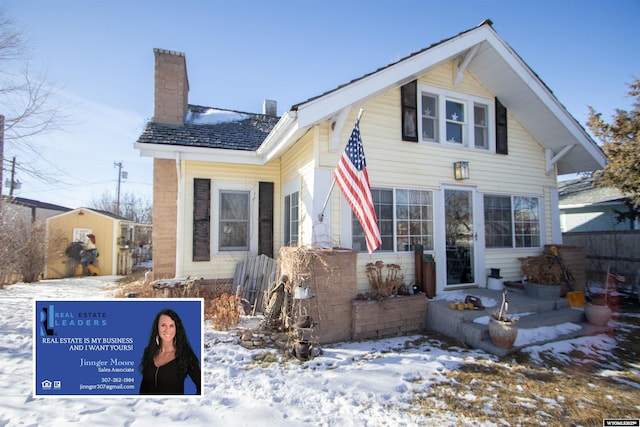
[
  {"left": 558, "top": 178, "right": 627, "bottom": 208},
  {"left": 47, "top": 207, "right": 131, "bottom": 222},
  {"left": 136, "top": 20, "right": 605, "bottom": 175},
  {"left": 1, "top": 196, "right": 71, "bottom": 212},
  {"left": 258, "top": 20, "right": 605, "bottom": 174}
]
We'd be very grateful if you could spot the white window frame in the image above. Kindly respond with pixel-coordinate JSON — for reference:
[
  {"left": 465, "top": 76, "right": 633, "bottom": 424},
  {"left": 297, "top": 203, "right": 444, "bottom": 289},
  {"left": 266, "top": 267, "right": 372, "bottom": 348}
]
[
  {"left": 73, "top": 228, "right": 92, "bottom": 243},
  {"left": 417, "top": 84, "right": 494, "bottom": 151},
  {"left": 484, "top": 194, "right": 543, "bottom": 249},
  {"left": 346, "top": 187, "right": 435, "bottom": 253},
  {"left": 211, "top": 182, "right": 257, "bottom": 254},
  {"left": 283, "top": 178, "right": 300, "bottom": 247}
]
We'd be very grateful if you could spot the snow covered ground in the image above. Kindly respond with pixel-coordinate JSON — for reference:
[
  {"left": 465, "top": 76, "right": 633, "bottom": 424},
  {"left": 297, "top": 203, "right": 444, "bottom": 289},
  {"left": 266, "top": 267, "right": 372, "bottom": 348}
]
[{"left": 0, "top": 277, "right": 631, "bottom": 426}]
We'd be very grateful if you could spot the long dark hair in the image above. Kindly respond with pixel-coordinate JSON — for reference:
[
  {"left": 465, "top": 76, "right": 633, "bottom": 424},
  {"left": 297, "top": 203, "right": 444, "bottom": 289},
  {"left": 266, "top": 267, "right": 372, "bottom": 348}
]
[{"left": 139, "top": 308, "right": 199, "bottom": 377}]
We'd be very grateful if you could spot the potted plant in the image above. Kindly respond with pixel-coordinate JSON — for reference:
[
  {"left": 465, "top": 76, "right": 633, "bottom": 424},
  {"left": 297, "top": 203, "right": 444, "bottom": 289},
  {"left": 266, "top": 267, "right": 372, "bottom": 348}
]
[
  {"left": 488, "top": 290, "right": 519, "bottom": 349},
  {"left": 584, "top": 270, "right": 615, "bottom": 326},
  {"left": 519, "top": 250, "right": 563, "bottom": 299}
]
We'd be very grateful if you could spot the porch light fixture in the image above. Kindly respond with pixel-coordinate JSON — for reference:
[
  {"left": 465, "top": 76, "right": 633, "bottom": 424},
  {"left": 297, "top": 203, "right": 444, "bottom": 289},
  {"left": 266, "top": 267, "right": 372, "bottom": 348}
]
[{"left": 453, "top": 161, "right": 470, "bottom": 180}]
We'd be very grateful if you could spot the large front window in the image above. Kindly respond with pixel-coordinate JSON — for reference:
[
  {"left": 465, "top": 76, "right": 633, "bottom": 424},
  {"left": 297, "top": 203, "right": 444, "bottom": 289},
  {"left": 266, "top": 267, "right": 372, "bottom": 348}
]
[
  {"left": 352, "top": 189, "right": 393, "bottom": 252},
  {"left": 514, "top": 196, "right": 540, "bottom": 248},
  {"left": 484, "top": 195, "right": 540, "bottom": 248},
  {"left": 219, "top": 190, "right": 250, "bottom": 251},
  {"left": 352, "top": 188, "right": 434, "bottom": 253},
  {"left": 396, "top": 189, "right": 434, "bottom": 251},
  {"left": 419, "top": 85, "right": 492, "bottom": 150}
]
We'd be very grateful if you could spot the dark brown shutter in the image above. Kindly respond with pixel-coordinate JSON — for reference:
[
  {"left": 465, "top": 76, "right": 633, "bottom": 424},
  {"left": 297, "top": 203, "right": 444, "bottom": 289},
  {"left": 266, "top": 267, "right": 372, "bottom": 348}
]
[
  {"left": 193, "top": 178, "right": 211, "bottom": 261},
  {"left": 495, "top": 97, "right": 508, "bottom": 155},
  {"left": 401, "top": 80, "right": 418, "bottom": 142},
  {"left": 258, "top": 181, "right": 274, "bottom": 258}
]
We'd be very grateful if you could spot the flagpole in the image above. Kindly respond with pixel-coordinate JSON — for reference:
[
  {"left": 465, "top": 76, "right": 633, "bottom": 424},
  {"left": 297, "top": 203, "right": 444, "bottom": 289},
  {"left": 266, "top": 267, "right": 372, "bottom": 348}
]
[
  {"left": 318, "top": 179, "right": 336, "bottom": 222},
  {"left": 318, "top": 108, "right": 365, "bottom": 223}
]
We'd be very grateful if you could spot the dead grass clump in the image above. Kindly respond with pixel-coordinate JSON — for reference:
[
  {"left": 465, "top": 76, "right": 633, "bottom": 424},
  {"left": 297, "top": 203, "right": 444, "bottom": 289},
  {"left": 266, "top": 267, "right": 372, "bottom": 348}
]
[
  {"left": 206, "top": 293, "right": 242, "bottom": 330},
  {"left": 251, "top": 351, "right": 281, "bottom": 368},
  {"left": 111, "top": 272, "right": 154, "bottom": 298}
]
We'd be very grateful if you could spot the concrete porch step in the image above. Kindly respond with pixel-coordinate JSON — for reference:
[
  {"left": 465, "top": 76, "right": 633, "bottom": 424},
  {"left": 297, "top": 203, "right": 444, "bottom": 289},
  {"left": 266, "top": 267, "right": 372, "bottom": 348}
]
[{"left": 425, "top": 288, "right": 614, "bottom": 357}]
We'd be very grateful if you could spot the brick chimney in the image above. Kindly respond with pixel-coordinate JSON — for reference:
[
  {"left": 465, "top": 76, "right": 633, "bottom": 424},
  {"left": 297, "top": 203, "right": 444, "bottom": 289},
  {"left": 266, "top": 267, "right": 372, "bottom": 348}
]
[{"left": 153, "top": 48, "right": 189, "bottom": 125}]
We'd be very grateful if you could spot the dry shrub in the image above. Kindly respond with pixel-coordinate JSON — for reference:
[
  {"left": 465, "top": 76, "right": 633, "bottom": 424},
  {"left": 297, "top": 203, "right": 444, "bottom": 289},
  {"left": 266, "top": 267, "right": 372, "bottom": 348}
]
[
  {"left": 519, "top": 252, "right": 568, "bottom": 286},
  {"left": 365, "top": 261, "right": 404, "bottom": 297},
  {"left": 0, "top": 200, "right": 64, "bottom": 284},
  {"left": 206, "top": 293, "right": 242, "bottom": 330}
]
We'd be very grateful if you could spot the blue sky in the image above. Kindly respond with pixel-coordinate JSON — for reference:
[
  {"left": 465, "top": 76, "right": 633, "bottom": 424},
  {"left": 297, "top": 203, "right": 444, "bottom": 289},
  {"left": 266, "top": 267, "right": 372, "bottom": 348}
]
[{"left": 4, "top": 0, "right": 639, "bottom": 209}]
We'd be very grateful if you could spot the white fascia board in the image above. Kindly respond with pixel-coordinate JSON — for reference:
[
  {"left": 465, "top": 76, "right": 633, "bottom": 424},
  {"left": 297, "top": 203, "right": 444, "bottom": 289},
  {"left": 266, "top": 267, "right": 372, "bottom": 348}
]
[
  {"left": 295, "top": 28, "right": 490, "bottom": 129},
  {"left": 134, "top": 142, "right": 263, "bottom": 165},
  {"left": 482, "top": 27, "right": 606, "bottom": 169},
  {"left": 255, "top": 111, "right": 305, "bottom": 162}
]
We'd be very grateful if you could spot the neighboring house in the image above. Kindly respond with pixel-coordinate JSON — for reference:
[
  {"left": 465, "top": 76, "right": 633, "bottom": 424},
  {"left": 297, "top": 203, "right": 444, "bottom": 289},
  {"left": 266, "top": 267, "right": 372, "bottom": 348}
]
[
  {"left": 135, "top": 20, "right": 606, "bottom": 294},
  {"left": 1, "top": 196, "right": 71, "bottom": 226},
  {"left": 45, "top": 208, "right": 136, "bottom": 278},
  {"left": 559, "top": 177, "right": 637, "bottom": 232}
]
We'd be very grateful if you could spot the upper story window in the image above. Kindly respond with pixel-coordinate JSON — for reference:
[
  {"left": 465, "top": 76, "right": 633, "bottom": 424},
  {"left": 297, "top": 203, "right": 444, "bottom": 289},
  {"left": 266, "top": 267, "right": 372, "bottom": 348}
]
[
  {"left": 474, "top": 103, "right": 489, "bottom": 149},
  {"left": 417, "top": 85, "right": 493, "bottom": 150},
  {"left": 445, "top": 100, "right": 465, "bottom": 144},
  {"left": 421, "top": 93, "right": 438, "bottom": 141}
]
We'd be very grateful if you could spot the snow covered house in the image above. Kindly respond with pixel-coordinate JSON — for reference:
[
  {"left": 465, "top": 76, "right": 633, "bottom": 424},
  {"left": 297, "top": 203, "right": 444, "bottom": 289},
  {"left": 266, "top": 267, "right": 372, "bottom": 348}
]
[{"left": 135, "top": 20, "right": 605, "bottom": 294}]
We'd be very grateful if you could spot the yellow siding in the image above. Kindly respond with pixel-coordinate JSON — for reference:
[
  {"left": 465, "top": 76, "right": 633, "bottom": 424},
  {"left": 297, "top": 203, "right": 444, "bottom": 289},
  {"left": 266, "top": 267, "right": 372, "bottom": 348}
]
[
  {"left": 173, "top": 59, "right": 560, "bottom": 290},
  {"left": 179, "top": 159, "right": 282, "bottom": 279},
  {"left": 282, "top": 128, "right": 317, "bottom": 246},
  {"left": 46, "top": 209, "right": 119, "bottom": 278},
  {"left": 282, "top": 128, "right": 316, "bottom": 180},
  {"left": 314, "top": 59, "right": 557, "bottom": 289}
]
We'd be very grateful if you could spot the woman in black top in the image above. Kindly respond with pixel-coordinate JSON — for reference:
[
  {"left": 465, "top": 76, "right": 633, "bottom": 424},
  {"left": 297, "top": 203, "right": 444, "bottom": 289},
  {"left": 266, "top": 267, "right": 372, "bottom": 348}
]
[{"left": 139, "top": 309, "right": 201, "bottom": 395}]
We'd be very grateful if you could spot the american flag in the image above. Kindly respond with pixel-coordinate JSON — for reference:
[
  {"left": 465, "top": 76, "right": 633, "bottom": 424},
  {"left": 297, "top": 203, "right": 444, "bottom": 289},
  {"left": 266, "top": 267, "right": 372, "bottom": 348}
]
[{"left": 333, "top": 118, "right": 381, "bottom": 254}]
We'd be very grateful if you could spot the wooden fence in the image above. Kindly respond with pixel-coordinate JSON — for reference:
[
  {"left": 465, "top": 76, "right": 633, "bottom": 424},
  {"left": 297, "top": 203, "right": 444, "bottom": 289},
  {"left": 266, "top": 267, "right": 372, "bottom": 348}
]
[
  {"left": 233, "top": 254, "right": 279, "bottom": 313},
  {"left": 563, "top": 231, "right": 640, "bottom": 284}
]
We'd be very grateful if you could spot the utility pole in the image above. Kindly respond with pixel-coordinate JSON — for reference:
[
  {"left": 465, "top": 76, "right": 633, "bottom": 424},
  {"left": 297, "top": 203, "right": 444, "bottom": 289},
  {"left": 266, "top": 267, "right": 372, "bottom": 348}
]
[
  {"left": 114, "top": 161, "right": 127, "bottom": 216},
  {"left": 114, "top": 161, "right": 123, "bottom": 216},
  {"left": 9, "top": 156, "right": 16, "bottom": 196}
]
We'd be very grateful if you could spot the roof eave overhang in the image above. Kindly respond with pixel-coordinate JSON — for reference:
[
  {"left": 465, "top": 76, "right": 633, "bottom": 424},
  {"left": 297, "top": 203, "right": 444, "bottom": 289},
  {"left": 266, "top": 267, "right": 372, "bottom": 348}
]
[
  {"left": 255, "top": 111, "right": 307, "bottom": 162},
  {"left": 254, "top": 27, "right": 490, "bottom": 160},
  {"left": 294, "top": 28, "right": 491, "bottom": 129},
  {"left": 262, "top": 23, "right": 606, "bottom": 174},
  {"left": 134, "top": 142, "right": 263, "bottom": 165},
  {"left": 560, "top": 199, "right": 627, "bottom": 209}
]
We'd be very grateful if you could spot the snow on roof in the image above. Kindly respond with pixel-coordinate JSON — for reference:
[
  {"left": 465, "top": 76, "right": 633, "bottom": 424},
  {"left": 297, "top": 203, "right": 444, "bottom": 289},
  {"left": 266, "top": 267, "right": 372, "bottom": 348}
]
[{"left": 185, "top": 108, "right": 250, "bottom": 125}]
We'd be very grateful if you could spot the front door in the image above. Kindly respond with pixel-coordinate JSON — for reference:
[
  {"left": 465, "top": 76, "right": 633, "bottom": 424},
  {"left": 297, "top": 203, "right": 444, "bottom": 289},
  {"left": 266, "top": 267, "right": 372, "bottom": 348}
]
[{"left": 444, "top": 188, "right": 476, "bottom": 287}]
